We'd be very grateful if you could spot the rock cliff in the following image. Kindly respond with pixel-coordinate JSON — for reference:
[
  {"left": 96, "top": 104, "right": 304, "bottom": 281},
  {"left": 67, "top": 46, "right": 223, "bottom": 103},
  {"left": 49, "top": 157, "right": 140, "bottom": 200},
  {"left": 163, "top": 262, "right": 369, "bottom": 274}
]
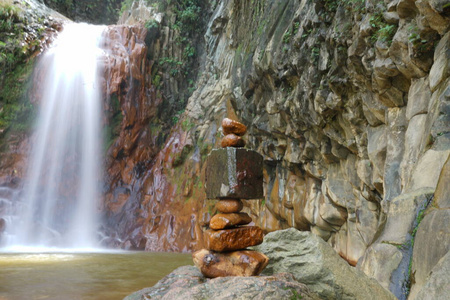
[{"left": 106, "top": 0, "right": 449, "bottom": 298}]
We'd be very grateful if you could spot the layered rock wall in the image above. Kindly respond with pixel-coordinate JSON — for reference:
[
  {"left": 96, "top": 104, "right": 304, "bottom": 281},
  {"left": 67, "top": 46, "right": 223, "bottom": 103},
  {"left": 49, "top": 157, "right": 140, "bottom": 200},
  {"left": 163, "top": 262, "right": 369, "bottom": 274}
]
[{"left": 109, "top": 0, "right": 449, "bottom": 297}]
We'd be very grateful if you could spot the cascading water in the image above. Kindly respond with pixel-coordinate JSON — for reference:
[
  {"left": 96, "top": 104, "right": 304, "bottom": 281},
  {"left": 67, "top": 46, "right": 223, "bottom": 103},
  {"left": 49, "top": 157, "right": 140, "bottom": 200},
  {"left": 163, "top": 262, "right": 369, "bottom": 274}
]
[{"left": 4, "top": 23, "right": 106, "bottom": 249}]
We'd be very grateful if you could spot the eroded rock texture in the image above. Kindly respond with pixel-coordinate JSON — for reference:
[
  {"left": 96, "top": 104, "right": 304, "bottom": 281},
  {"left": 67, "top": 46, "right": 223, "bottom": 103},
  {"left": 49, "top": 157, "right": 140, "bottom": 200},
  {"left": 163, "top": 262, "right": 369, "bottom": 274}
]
[
  {"left": 111, "top": 0, "right": 449, "bottom": 298},
  {"left": 253, "top": 228, "right": 396, "bottom": 300},
  {"left": 124, "top": 265, "right": 319, "bottom": 300}
]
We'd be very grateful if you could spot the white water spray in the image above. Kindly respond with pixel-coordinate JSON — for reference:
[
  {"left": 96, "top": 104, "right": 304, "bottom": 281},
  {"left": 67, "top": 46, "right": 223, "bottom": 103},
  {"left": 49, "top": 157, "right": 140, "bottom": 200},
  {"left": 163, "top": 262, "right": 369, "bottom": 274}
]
[{"left": 6, "top": 23, "right": 105, "bottom": 249}]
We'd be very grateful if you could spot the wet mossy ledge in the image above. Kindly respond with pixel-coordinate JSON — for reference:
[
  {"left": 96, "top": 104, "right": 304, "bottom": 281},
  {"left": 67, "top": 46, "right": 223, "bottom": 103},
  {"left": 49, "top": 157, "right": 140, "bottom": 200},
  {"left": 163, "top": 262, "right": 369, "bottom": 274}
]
[{"left": 0, "top": 1, "right": 61, "bottom": 141}]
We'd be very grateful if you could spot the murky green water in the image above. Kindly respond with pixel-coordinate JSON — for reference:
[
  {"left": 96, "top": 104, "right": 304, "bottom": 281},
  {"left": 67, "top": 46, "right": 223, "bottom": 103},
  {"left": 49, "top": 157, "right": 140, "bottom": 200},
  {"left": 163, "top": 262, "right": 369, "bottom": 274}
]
[{"left": 0, "top": 251, "right": 192, "bottom": 300}]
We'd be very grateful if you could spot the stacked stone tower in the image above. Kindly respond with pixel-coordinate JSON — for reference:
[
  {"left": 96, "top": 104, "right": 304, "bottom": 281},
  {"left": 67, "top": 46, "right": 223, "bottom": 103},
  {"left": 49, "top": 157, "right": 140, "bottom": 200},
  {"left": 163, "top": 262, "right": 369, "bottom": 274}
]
[{"left": 192, "top": 118, "right": 269, "bottom": 278}]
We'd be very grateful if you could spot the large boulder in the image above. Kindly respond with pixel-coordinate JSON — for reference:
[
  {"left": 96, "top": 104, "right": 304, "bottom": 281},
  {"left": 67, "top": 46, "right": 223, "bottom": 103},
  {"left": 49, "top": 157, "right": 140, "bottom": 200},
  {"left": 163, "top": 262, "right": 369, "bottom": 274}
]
[
  {"left": 413, "top": 251, "right": 450, "bottom": 300},
  {"left": 124, "top": 265, "right": 319, "bottom": 300},
  {"left": 253, "top": 228, "right": 396, "bottom": 300},
  {"left": 409, "top": 210, "right": 450, "bottom": 299}
]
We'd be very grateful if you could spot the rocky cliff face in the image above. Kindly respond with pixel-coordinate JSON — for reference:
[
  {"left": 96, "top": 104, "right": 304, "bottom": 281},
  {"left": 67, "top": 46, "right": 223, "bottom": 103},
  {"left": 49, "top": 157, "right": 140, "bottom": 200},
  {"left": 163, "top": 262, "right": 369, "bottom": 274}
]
[{"left": 105, "top": 0, "right": 449, "bottom": 298}]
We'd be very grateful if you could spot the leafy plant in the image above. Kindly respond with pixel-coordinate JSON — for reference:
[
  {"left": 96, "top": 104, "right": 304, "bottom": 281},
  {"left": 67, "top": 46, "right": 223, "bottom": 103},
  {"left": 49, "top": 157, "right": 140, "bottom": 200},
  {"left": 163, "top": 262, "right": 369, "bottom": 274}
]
[
  {"left": 369, "top": 11, "right": 397, "bottom": 45},
  {"left": 145, "top": 19, "right": 159, "bottom": 29}
]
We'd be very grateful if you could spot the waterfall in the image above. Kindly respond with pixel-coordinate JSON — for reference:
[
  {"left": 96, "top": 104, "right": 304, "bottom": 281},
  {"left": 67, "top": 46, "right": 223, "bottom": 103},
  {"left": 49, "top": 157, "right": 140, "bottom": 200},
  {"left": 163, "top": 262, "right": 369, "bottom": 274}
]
[{"left": 6, "top": 23, "right": 106, "bottom": 249}]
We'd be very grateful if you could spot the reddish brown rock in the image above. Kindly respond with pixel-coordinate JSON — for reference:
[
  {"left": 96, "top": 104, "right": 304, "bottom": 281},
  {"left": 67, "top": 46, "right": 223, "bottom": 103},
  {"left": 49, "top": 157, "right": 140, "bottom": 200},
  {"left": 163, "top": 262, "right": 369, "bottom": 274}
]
[
  {"left": 192, "top": 249, "right": 269, "bottom": 278},
  {"left": 221, "top": 134, "right": 246, "bottom": 148},
  {"left": 204, "top": 226, "right": 264, "bottom": 252},
  {"left": 210, "top": 212, "right": 252, "bottom": 230},
  {"left": 222, "top": 118, "right": 247, "bottom": 136},
  {"left": 216, "top": 199, "right": 244, "bottom": 213}
]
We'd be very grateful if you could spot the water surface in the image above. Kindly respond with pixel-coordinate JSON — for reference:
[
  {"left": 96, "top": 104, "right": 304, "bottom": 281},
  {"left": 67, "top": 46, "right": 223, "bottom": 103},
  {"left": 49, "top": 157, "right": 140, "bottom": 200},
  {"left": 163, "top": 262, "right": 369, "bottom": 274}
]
[{"left": 0, "top": 251, "right": 192, "bottom": 300}]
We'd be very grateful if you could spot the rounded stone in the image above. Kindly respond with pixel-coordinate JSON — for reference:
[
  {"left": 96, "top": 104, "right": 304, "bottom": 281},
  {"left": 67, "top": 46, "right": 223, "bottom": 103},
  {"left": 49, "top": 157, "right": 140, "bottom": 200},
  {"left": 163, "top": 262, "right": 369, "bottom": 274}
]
[
  {"left": 192, "top": 249, "right": 269, "bottom": 278},
  {"left": 209, "top": 212, "right": 252, "bottom": 230},
  {"left": 222, "top": 118, "right": 247, "bottom": 136},
  {"left": 221, "top": 134, "right": 246, "bottom": 148},
  {"left": 216, "top": 199, "right": 244, "bottom": 213}
]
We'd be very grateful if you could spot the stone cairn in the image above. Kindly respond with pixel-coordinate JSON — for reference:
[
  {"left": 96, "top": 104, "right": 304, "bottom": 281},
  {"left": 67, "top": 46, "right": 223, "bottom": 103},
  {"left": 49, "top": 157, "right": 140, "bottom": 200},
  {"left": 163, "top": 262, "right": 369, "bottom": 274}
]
[{"left": 192, "top": 118, "right": 269, "bottom": 278}]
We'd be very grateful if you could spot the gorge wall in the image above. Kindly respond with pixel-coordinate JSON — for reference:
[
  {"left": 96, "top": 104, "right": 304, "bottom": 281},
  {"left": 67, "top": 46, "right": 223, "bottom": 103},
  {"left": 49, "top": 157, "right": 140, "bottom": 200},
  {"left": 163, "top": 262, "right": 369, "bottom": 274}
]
[
  {"left": 0, "top": 0, "right": 449, "bottom": 299},
  {"left": 103, "top": 0, "right": 449, "bottom": 298}
]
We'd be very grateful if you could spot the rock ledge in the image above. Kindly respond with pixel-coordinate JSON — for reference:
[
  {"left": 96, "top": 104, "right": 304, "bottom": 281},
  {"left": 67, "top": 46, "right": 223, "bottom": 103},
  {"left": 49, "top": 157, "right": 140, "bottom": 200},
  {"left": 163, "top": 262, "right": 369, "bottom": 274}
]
[{"left": 124, "top": 265, "right": 319, "bottom": 300}]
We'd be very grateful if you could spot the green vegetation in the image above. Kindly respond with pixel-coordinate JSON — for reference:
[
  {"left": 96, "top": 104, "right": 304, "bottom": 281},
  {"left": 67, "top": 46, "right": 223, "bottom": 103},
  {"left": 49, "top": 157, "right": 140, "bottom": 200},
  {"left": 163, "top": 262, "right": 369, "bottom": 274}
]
[
  {"left": 290, "top": 289, "right": 303, "bottom": 300},
  {"left": 158, "top": 56, "right": 184, "bottom": 77},
  {"left": 282, "top": 21, "right": 300, "bottom": 44},
  {"left": 197, "top": 138, "right": 210, "bottom": 162},
  {"left": 104, "top": 95, "right": 123, "bottom": 152},
  {"left": 120, "top": 0, "right": 135, "bottom": 14},
  {"left": 181, "top": 118, "right": 194, "bottom": 131},
  {"left": 0, "top": 4, "right": 26, "bottom": 72},
  {"left": 0, "top": 3, "right": 48, "bottom": 136},
  {"left": 172, "top": 144, "right": 193, "bottom": 167},
  {"left": 0, "top": 61, "right": 35, "bottom": 132},
  {"left": 408, "top": 24, "right": 437, "bottom": 56},
  {"left": 369, "top": 11, "right": 397, "bottom": 45},
  {"left": 403, "top": 196, "right": 433, "bottom": 295},
  {"left": 145, "top": 19, "right": 159, "bottom": 29},
  {"left": 141, "top": 0, "right": 207, "bottom": 127},
  {"left": 44, "top": 0, "right": 121, "bottom": 24}
]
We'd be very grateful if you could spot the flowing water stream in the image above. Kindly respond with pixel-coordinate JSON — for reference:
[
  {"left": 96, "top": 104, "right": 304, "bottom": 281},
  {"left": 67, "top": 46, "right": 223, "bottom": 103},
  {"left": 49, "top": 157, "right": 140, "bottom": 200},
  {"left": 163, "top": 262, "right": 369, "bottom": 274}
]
[{"left": 4, "top": 23, "right": 105, "bottom": 248}]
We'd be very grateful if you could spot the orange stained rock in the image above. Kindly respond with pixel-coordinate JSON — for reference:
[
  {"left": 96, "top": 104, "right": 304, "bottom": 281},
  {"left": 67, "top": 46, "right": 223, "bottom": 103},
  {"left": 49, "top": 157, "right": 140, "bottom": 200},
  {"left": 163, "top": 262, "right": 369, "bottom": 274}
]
[
  {"left": 221, "top": 134, "right": 245, "bottom": 148},
  {"left": 209, "top": 212, "right": 252, "bottom": 230},
  {"left": 216, "top": 199, "right": 244, "bottom": 213},
  {"left": 222, "top": 118, "right": 247, "bottom": 136},
  {"left": 204, "top": 226, "right": 264, "bottom": 252},
  {"left": 192, "top": 249, "right": 269, "bottom": 278}
]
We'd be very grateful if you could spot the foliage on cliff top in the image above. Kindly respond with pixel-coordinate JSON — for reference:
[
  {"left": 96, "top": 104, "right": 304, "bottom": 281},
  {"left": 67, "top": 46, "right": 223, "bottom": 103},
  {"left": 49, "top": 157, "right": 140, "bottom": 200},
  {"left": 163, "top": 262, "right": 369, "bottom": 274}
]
[
  {"left": 0, "top": 2, "right": 50, "bottom": 137},
  {"left": 43, "top": 0, "right": 122, "bottom": 24},
  {"left": 130, "top": 0, "right": 210, "bottom": 126}
]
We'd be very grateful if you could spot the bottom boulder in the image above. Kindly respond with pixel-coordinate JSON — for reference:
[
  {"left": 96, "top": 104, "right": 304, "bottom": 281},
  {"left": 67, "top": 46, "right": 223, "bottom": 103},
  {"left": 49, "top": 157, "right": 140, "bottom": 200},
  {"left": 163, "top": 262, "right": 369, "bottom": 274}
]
[
  {"left": 124, "top": 265, "right": 320, "bottom": 300},
  {"left": 192, "top": 249, "right": 268, "bottom": 277},
  {"left": 253, "top": 228, "right": 397, "bottom": 300}
]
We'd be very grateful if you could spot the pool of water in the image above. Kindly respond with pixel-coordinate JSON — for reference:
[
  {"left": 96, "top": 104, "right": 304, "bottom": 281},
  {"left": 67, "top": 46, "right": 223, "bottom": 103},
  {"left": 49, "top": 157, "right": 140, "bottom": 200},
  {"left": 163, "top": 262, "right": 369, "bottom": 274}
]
[{"left": 0, "top": 251, "right": 193, "bottom": 300}]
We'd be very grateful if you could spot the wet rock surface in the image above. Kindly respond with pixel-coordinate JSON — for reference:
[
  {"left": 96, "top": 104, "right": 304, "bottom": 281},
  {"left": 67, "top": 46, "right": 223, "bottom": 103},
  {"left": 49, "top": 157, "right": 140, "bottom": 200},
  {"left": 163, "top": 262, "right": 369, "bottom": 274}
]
[
  {"left": 204, "top": 226, "right": 264, "bottom": 252},
  {"left": 124, "top": 265, "right": 319, "bottom": 300},
  {"left": 192, "top": 249, "right": 268, "bottom": 278},
  {"left": 209, "top": 212, "right": 252, "bottom": 230},
  {"left": 222, "top": 118, "right": 247, "bottom": 136},
  {"left": 221, "top": 134, "right": 246, "bottom": 148}
]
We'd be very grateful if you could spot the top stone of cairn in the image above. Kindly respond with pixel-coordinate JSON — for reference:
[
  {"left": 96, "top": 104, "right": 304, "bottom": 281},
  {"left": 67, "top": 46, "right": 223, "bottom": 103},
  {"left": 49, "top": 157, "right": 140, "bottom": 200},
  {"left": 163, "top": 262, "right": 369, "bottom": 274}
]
[{"left": 222, "top": 118, "right": 247, "bottom": 136}]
